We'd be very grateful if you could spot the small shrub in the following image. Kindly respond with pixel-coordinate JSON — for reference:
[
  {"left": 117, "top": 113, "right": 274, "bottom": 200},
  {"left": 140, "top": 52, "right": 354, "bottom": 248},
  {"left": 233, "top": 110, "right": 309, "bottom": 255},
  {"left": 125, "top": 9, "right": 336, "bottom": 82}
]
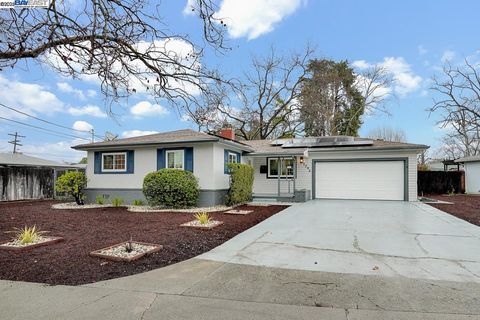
[
  {"left": 111, "top": 197, "right": 124, "bottom": 207},
  {"left": 225, "top": 163, "right": 254, "bottom": 206},
  {"left": 143, "top": 169, "right": 199, "bottom": 208},
  {"left": 11, "top": 226, "right": 47, "bottom": 244},
  {"left": 132, "top": 199, "right": 144, "bottom": 206},
  {"left": 55, "top": 171, "right": 87, "bottom": 205},
  {"left": 95, "top": 195, "right": 105, "bottom": 205},
  {"left": 194, "top": 212, "right": 211, "bottom": 225}
]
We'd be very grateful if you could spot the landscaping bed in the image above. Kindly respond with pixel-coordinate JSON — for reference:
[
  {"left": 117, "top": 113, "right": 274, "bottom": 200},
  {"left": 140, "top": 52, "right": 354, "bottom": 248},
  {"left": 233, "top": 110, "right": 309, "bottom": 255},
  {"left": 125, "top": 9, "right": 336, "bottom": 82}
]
[
  {"left": 426, "top": 194, "right": 480, "bottom": 226},
  {"left": 0, "top": 200, "right": 287, "bottom": 285}
]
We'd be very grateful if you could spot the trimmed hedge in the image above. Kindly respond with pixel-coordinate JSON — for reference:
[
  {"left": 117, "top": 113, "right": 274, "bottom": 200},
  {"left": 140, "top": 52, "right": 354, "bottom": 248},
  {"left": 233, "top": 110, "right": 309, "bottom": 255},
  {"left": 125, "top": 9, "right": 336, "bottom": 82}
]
[
  {"left": 225, "top": 163, "right": 254, "bottom": 206},
  {"left": 55, "top": 171, "right": 87, "bottom": 205},
  {"left": 143, "top": 169, "right": 199, "bottom": 208}
]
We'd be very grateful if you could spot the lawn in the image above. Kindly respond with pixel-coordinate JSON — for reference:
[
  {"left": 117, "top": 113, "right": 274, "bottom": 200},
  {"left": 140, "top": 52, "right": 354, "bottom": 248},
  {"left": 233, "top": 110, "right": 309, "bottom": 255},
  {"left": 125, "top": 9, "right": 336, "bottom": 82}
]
[
  {"left": 0, "top": 200, "right": 288, "bottom": 285},
  {"left": 426, "top": 194, "right": 480, "bottom": 226}
]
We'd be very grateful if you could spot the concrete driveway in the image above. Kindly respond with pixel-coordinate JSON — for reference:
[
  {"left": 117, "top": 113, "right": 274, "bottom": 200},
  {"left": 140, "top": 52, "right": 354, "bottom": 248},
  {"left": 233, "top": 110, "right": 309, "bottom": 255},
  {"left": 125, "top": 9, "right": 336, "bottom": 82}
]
[{"left": 201, "top": 200, "right": 480, "bottom": 283}]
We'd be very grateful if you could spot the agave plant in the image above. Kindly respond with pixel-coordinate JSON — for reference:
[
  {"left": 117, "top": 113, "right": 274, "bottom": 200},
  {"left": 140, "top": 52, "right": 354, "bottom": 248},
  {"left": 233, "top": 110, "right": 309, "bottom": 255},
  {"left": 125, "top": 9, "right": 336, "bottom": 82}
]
[
  {"left": 11, "top": 226, "right": 47, "bottom": 244},
  {"left": 193, "top": 212, "right": 211, "bottom": 225}
]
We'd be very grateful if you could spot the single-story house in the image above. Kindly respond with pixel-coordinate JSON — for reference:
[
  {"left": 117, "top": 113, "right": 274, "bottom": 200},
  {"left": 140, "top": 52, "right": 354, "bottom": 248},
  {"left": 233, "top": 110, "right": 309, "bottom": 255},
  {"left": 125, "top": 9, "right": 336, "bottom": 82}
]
[
  {"left": 455, "top": 155, "right": 480, "bottom": 193},
  {"left": 72, "top": 129, "right": 428, "bottom": 206},
  {"left": 427, "top": 159, "right": 463, "bottom": 171},
  {"left": 0, "top": 152, "right": 85, "bottom": 201}
]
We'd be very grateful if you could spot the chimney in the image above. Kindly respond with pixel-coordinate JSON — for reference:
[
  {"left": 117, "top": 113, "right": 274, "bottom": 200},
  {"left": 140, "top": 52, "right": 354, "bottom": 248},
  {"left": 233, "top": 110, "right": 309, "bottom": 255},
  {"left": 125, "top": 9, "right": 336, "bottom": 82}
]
[{"left": 218, "top": 128, "right": 235, "bottom": 140}]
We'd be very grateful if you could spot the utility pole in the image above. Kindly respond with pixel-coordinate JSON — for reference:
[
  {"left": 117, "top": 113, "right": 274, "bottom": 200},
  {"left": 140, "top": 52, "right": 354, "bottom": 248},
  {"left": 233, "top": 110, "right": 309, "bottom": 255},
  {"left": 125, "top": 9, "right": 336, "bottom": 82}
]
[
  {"left": 90, "top": 129, "right": 95, "bottom": 143},
  {"left": 8, "top": 132, "right": 25, "bottom": 153}
]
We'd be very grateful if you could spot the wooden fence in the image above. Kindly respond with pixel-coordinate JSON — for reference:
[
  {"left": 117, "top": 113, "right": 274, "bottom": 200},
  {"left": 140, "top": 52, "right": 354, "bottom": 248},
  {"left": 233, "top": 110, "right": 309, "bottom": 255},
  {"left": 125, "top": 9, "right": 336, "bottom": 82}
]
[
  {"left": 0, "top": 167, "right": 54, "bottom": 201},
  {"left": 417, "top": 170, "right": 465, "bottom": 195}
]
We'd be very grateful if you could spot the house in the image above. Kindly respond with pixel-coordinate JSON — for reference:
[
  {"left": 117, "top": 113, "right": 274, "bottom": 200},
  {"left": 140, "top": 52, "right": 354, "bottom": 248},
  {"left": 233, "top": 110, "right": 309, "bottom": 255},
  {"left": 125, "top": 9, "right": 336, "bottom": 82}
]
[
  {"left": 455, "top": 155, "right": 480, "bottom": 193},
  {"left": 0, "top": 152, "right": 85, "bottom": 201},
  {"left": 72, "top": 129, "right": 428, "bottom": 206}
]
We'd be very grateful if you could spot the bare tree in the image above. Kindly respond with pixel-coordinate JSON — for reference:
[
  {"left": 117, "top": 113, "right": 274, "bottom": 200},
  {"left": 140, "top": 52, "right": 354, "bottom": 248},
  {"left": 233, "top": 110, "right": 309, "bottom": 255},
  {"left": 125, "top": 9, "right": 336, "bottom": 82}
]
[
  {"left": 0, "top": 0, "right": 228, "bottom": 113},
  {"left": 356, "top": 65, "right": 395, "bottom": 114},
  {"left": 190, "top": 47, "right": 314, "bottom": 140},
  {"left": 367, "top": 126, "right": 406, "bottom": 142},
  {"left": 430, "top": 60, "right": 480, "bottom": 158}
]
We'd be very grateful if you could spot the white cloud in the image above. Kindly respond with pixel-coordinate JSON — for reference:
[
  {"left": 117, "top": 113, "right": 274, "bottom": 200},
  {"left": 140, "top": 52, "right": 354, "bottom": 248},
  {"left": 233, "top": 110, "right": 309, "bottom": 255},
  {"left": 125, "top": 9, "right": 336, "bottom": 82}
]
[
  {"left": 214, "top": 0, "right": 304, "bottom": 40},
  {"left": 0, "top": 75, "right": 64, "bottom": 119},
  {"left": 73, "top": 120, "right": 93, "bottom": 132},
  {"left": 46, "top": 38, "right": 201, "bottom": 97},
  {"left": 68, "top": 104, "right": 107, "bottom": 118},
  {"left": 441, "top": 50, "right": 456, "bottom": 63},
  {"left": 86, "top": 90, "right": 97, "bottom": 98},
  {"left": 121, "top": 130, "right": 159, "bottom": 138},
  {"left": 57, "top": 82, "right": 87, "bottom": 100},
  {"left": 417, "top": 45, "right": 428, "bottom": 55},
  {"left": 183, "top": 0, "right": 196, "bottom": 15},
  {"left": 130, "top": 101, "right": 168, "bottom": 118},
  {"left": 353, "top": 57, "right": 422, "bottom": 96}
]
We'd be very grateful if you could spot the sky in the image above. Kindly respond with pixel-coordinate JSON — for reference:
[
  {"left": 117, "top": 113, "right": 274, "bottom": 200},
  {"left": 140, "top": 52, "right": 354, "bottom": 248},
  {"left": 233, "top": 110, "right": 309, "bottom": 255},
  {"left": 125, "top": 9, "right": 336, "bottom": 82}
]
[{"left": 1, "top": 0, "right": 479, "bottom": 163}]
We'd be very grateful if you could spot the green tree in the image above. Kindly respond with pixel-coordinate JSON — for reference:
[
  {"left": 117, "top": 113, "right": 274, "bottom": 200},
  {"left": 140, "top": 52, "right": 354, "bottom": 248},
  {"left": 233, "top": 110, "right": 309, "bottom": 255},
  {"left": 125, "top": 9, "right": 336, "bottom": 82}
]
[
  {"left": 55, "top": 171, "right": 88, "bottom": 205},
  {"left": 300, "top": 59, "right": 365, "bottom": 136},
  {"left": 78, "top": 157, "right": 87, "bottom": 164}
]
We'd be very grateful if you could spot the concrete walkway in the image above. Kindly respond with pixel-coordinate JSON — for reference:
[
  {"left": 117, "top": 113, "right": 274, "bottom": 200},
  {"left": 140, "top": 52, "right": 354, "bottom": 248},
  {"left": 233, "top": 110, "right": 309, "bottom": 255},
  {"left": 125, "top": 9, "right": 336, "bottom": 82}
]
[
  {"left": 2, "top": 258, "right": 480, "bottom": 319},
  {"left": 201, "top": 200, "right": 480, "bottom": 283},
  {"left": 2, "top": 200, "right": 480, "bottom": 319}
]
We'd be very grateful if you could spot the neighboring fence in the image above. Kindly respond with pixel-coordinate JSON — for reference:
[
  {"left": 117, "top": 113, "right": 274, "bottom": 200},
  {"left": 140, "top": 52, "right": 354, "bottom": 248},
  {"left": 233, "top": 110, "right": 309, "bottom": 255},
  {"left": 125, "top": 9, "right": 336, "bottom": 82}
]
[
  {"left": 0, "top": 167, "right": 54, "bottom": 201},
  {"left": 417, "top": 170, "right": 465, "bottom": 195}
]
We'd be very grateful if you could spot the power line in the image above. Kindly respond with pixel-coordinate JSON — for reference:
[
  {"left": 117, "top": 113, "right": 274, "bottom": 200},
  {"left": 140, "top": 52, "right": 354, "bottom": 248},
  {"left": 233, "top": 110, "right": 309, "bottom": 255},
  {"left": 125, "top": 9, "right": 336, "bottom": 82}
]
[
  {"left": 8, "top": 131, "right": 25, "bottom": 153},
  {"left": 0, "top": 117, "right": 91, "bottom": 141},
  {"left": 0, "top": 102, "right": 103, "bottom": 140}
]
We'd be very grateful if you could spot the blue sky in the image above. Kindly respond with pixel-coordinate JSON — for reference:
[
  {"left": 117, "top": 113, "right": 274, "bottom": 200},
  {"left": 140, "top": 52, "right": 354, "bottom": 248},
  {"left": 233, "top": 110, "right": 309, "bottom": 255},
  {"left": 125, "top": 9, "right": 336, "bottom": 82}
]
[{"left": 1, "top": 0, "right": 479, "bottom": 162}]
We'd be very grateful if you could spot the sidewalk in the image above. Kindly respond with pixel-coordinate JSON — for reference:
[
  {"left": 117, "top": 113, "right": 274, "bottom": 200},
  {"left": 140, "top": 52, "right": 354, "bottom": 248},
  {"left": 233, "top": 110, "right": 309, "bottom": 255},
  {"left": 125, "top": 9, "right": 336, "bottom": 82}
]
[{"left": 1, "top": 258, "right": 480, "bottom": 319}]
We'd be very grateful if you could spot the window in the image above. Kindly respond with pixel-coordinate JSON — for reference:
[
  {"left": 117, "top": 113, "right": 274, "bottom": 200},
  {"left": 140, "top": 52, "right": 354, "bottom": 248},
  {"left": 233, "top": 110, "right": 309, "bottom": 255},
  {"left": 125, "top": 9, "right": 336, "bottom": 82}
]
[
  {"left": 268, "top": 157, "right": 295, "bottom": 178},
  {"left": 228, "top": 152, "right": 238, "bottom": 164},
  {"left": 102, "top": 152, "right": 126, "bottom": 172},
  {"left": 166, "top": 150, "right": 184, "bottom": 169}
]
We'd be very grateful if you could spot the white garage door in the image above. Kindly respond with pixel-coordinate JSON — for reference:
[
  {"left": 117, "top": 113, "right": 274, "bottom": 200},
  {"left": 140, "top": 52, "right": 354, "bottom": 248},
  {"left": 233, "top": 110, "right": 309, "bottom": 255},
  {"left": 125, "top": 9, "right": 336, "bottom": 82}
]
[{"left": 314, "top": 160, "right": 405, "bottom": 201}]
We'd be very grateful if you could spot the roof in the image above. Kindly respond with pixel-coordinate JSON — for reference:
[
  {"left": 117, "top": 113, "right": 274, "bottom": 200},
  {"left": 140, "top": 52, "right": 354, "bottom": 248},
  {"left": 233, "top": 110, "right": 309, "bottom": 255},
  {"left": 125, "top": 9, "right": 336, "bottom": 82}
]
[
  {"left": 0, "top": 153, "right": 83, "bottom": 168},
  {"left": 455, "top": 155, "right": 480, "bottom": 163},
  {"left": 72, "top": 129, "right": 253, "bottom": 151},
  {"left": 243, "top": 138, "right": 428, "bottom": 155},
  {"left": 72, "top": 129, "right": 428, "bottom": 155}
]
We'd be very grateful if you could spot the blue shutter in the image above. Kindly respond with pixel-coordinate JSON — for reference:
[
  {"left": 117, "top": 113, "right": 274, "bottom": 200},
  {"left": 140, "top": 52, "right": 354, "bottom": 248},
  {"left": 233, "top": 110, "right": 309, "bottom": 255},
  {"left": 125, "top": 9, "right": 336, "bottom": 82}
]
[
  {"left": 126, "top": 150, "right": 134, "bottom": 173},
  {"left": 224, "top": 149, "right": 229, "bottom": 174},
  {"left": 157, "top": 149, "right": 165, "bottom": 170},
  {"left": 94, "top": 152, "right": 101, "bottom": 173},
  {"left": 184, "top": 147, "right": 194, "bottom": 172},
  {"left": 236, "top": 151, "right": 241, "bottom": 163}
]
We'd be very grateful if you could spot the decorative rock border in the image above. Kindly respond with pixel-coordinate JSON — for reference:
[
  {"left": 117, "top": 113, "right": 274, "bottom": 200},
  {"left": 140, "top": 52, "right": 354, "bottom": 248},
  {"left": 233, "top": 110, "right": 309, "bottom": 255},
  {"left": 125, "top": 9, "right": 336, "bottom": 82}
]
[
  {"left": 224, "top": 209, "right": 254, "bottom": 215},
  {"left": 128, "top": 205, "right": 234, "bottom": 213},
  {"left": 52, "top": 202, "right": 116, "bottom": 210},
  {"left": 0, "top": 237, "right": 64, "bottom": 252},
  {"left": 90, "top": 241, "right": 163, "bottom": 262},
  {"left": 180, "top": 220, "right": 224, "bottom": 230}
]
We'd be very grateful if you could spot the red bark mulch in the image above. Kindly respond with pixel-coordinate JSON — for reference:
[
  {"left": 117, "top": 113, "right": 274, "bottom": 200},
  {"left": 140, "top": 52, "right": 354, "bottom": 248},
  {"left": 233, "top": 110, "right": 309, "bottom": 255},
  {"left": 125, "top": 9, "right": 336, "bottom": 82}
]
[
  {"left": 425, "top": 194, "right": 480, "bottom": 227},
  {"left": 0, "top": 200, "right": 288, "bottom": 286}
]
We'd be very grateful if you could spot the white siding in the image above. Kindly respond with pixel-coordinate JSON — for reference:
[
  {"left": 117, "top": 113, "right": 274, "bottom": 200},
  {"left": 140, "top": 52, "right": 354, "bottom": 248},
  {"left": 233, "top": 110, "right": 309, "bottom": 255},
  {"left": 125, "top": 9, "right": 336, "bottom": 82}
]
[
  {"left": 250, "top": 149, "right": 420, "bottom": 201},
  {"left": 86, "top": 142, "right": 232, "bottom": 190},
  {"left": 212, "top": 142, "right": 247, "bottom": 190},
  {"left": 465, "top": 162, "right": 480, "bottom": 194}
]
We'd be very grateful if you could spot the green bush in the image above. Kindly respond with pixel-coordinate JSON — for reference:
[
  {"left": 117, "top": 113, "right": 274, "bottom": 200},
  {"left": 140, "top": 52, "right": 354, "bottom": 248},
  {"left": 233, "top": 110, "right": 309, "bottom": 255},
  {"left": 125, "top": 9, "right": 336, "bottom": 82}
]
[
  {"left": 143, "top": 169, "right": 199, "bottom": 208},
  {"left": 55, "top": 171, "right": 87, "bottom": 205},
  {"left": 225, "top": 163, "right": 254, "bottom": 206},
  {"left": 111, "top": 197, "right": 124, "bottom": 207},
  {"left": 95, "top": 195, "right": 105, "bottom": 205},
  {"left": 132, "top": 199, "right": 144, "bottom": 206}
]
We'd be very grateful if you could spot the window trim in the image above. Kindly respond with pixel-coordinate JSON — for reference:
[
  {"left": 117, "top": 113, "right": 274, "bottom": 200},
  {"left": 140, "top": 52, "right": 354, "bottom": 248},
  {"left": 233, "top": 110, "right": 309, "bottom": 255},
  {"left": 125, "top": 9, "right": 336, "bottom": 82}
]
[
  {"left": 267, "top": 157, "right": 295, "bottom": 178},
  {"left": 166, "top": 149, "right": 185, "bottom": 170},
  {"left": 228, "top": 151, "right": 238, "bottom": 164},
  {"left": 101, "top": 152, "right": 127, "bottom": 172}
]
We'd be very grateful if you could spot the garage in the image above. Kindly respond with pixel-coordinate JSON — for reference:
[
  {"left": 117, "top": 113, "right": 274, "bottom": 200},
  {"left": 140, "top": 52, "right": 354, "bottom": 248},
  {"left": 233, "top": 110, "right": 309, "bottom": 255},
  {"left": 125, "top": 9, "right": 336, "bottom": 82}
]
[{"left": 314, "top": 160, "right": 406, "bottom": 201}]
